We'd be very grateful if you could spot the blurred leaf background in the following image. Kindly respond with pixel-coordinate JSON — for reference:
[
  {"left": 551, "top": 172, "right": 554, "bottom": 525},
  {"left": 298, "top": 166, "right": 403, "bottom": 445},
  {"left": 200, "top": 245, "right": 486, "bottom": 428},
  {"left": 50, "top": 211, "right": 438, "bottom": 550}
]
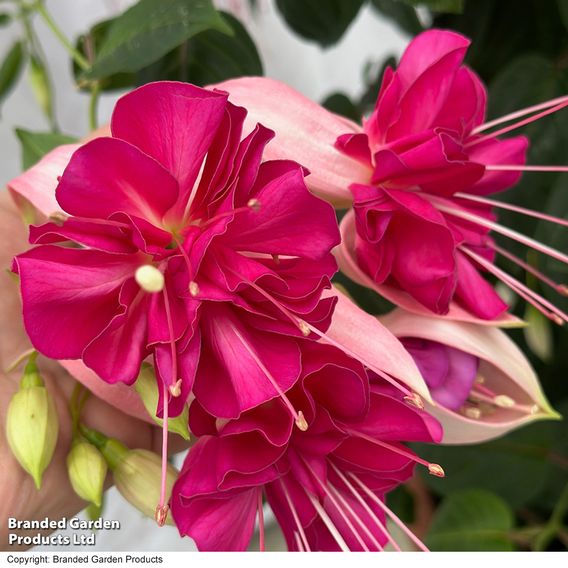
[{"left": 0, "top": 0, "right": 567, "bottom": 551}]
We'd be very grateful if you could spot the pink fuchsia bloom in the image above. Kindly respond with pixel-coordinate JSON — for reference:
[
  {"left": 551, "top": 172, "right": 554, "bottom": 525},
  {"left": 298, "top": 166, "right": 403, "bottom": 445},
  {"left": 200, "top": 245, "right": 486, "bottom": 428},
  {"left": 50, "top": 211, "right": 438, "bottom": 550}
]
[
  {"left": 215, "top": 30, "right": 568, "bottom": 326},
  {"left": 381, "top": 308, "right": 559, "bottom": 444},
  {"left": 171, "top": 343, "right": 443, "bottom": 551}
]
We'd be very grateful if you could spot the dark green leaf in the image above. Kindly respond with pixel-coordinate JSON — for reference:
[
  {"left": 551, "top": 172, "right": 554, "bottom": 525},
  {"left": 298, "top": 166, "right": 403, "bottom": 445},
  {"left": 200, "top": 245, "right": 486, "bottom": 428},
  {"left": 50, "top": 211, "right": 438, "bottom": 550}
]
[
  {"left": 0, "top": 41, "right": 24, "bottom": 108},
  {"left": 0, "top": 12, "right": 11, "bottom": 27},
  {"left": 15, "top": 129, "right": 77, "bottom": 170},
  {"left": 427, "top": 490, "right": 515, "bottom": 551},
  {"left": 321, "top": 92, "right": 360, "bottom": 122},
  {"left": 84, "top": 0, "right": 231, "bottom": 80},
  {"left": 414, "top": 421, "right": 560, "bottom": 507},
  {"left": 275, "top": 0, "right": 364, "bottom": 47},
  {"left": 406, "top": 0, "right": 463, "bottom": 13},
  {"left": 73, "top": 19, "right": 136, "bottom": 91},
  {"left": 557, "top": 0, "right": 568, "bottom": 31},
  {"left": 370, "top": 0, "right": 422, "bottom": 36},
  {"left": 138, "top": 11, "right": 262, "bottom": 86}
]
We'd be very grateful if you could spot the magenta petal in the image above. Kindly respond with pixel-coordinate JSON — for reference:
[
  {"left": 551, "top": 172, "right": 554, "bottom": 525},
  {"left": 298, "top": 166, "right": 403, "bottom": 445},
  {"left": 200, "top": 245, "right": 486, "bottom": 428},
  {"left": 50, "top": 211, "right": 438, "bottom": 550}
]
[
  {"left": 111, "top": 81, "right": 228, "bottom": 197},
  {"left": 14, "top": 246, "right": 141, "bottom": 360},
  {"left": 224, "top": 161, "right": 340, "bottom": 260},
  {"left": 193, "top": 303, "right": 301, "bottom": 418},
  {"left": 82, "top": 280, "right": 149, "bottom": 384},
  {"left": 56, "top": 137, "right": 180, "bottom": 225}
]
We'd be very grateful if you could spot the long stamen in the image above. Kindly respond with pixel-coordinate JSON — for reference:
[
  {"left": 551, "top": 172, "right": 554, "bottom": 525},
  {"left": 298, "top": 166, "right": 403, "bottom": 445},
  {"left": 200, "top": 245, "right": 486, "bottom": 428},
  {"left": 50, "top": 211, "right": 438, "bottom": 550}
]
[
  {"left": 303, "top": 320, "right": 417, "bottom": 401},
  {"left": 279, "top": 479, "right": 311, "bottom": 552},
  {"left": 346, "top": 430, "right": 444, "bottom": 478},
  {"left": 257, "top": 489, "right": 265, "bottom": 552},
  {"left": 294, "top": 532, "right": 305, "bottom": 552},
  {"left": 231, "top": 325, "right": 307, "bottom": 431},
  {"left": 155, "top": 286, "right": 178, "bottom": 526},
  {"left": 173, "top": 236, "right": 197, "bottom": 291},
  {"left": 348, "top": 472, "right": 429, "bottom": 552},
  {"left": 454, "top": 193, "right": 568, "bottom": 230},
  {"left": 466, "top": 99, "right": 568, "bottom": 148},
  {"left": 433, "top": 200, "right": 568, "bottom": 266},
  {"left": 327, "top": 483, "right": 384, "bottom": 551},
  {"left": 490, "top": 243, "right": 567, "bottom": 295},
  {"left": 330, "top": 463, "right": 400, "bottom": 551},
  {"left": 462, "top": 247, "right": 568, "bottom": 324},
  {"left": 486, "top": 164, "right": 568, "bottom": 173},
  {"left": 473, "top": 95, "right": 568, "bottom": 134},
  {"left": 197, "top": 199, "right": 261, "bottom": 231},
  {"left": 301, "top": 458, "right": 370, "bottom": 551},
  {"left": 306, "top": 493, "right": 350, "bottom": 552},
  {"left": 470, "top": 382, "right": 538, "bottom": 414}
]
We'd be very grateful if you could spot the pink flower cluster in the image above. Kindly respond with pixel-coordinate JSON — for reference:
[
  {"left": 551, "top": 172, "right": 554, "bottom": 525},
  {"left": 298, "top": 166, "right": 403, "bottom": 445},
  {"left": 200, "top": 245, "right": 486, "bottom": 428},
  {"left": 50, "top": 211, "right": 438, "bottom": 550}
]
[{"left": 8, "top": 28, "right": 564, "bottom": 551}]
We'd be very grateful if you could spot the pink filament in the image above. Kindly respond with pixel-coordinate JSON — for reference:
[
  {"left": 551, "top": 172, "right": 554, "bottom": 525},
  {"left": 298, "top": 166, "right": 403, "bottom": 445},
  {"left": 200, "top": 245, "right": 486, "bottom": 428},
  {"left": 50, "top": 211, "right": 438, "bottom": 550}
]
[{"left": 257, "top": 489, "right": 265, "bottom": 552}]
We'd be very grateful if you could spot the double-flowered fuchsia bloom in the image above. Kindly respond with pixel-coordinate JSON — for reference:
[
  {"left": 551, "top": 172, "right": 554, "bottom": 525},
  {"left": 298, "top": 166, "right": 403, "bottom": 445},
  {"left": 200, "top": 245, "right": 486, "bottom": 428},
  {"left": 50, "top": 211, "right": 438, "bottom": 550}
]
[
  {"left": 172, "top": 343, "right": 443, "bottom": 551},
  {"left": 10, "top": 81, "right": 438, "bottom": 529},
  {"left": 217, "top": 29, "right": 568, "bottom": 325}
]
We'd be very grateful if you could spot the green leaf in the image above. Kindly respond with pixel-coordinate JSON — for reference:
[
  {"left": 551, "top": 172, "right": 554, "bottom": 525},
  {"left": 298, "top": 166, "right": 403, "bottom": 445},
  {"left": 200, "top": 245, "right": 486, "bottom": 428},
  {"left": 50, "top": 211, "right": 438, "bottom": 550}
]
[
  {"left": 275, "top": 0, "right": 364, "bottom": 47},
  {"left": 28, "top": 55, "right": 54, "bottom": 125},
  {"left": 0, "top": 41, "right": 24, "bottom": 109},
  {"left": 84, "top": 0, "right": 232, "bottom": 80},
  {"left": 414, "top": 421, "right": 559, "bottom": 507},
  {"left": 427, "top": 490, "right": 515, "bottom": 551},
  {"left": 406, "top": 0, "right": 463, "bottom": 13},
  {"left": 138, "top": 11, "right": 262, "bottom": 86},
  {"left": 15, "top": 129, "right": 77, "bottom": 170},
  {"left": 557, "top": 0, "right": 568, "bottom": 31},
  {"left": 0, "top": 12, "right": 12, "bottom": 27},
  {"left": 370, "top": 0, "right": 423, "bottom": 36},
  {"left": 321, "top": 92, "right": 360, "bottom": 122}
]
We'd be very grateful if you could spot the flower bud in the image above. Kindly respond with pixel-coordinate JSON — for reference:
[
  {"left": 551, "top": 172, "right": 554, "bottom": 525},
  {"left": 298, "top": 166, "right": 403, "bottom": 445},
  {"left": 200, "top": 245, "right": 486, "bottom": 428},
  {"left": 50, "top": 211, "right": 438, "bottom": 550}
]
[
  {"left": 113, "top": 448, "right": 177, "bottom": 526},
  {"left": 135, "top": 364, "right": 190, "bottom": 440},
  {"left": 6, "top": 357, "right": 58, "bottom": 489},
  {"left": 67, "top": 441, "right": 107, "bottom": 507}
]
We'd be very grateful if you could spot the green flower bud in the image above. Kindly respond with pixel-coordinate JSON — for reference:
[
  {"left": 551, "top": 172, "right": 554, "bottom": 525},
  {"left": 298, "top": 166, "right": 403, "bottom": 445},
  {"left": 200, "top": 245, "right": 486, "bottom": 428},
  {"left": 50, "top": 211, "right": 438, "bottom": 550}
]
[
  {"left": 6, "top": 370, "right": 58, "bottom": 489},
  {"left": 67, "top": 441, "right": 107, "bottom": 507},
  {"left": 135, "top": 364, "right": 190, "bottom": 440},
  {"left": 113, "top": 449, "right": 177, "bottom": 526}
]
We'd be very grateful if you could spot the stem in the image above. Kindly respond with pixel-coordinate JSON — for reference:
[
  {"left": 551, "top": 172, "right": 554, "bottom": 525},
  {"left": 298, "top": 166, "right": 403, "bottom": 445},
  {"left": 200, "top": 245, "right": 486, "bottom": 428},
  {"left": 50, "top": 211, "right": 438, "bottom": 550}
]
[
  {"left": 35, "top": 1, "right": 89, "bottom": 71},
  {"left": 89, "top": 82, "right": 100, "bottom": 130},
  {"left": 533, "top": 483, "right": 568, "bottom": 551}
]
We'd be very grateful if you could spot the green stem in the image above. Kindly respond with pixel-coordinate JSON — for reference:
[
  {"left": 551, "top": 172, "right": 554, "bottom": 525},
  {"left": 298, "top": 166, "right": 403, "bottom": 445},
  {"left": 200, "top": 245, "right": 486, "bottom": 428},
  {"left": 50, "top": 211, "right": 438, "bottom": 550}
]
[
  {"left": 88, "top": 82, "right": 100, "bottom": 131},
  {"left": 35, "top": 1, "right": 89, "bottom": 71},
  {"left": 533, "top": 482, "right": 568, "bottom": 551}
]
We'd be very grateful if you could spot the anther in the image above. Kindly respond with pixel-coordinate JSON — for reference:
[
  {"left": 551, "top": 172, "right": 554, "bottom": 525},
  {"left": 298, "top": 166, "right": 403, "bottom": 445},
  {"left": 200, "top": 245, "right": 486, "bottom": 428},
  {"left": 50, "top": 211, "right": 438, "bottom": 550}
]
[
  {"left": 155, "top": 504, "right": 169, "bottom": 527},
  {"left": 272, "top": 254, "right": 280, "bottom": 265},
  {"left": 403, "top": 393, "right": 424, "bottom": 410},
  {"left": 189, "top": 281, "right": 199, "bottom": 297},
  {"left": 298, "top": 320, "right": 311, "bottom": 337},
  {"left": 247, "top": 198, "right": 261, "bottom": 212},
  {"left": 295, "top": 411, "right": 308, "bottom": 431},
  {"left": 494, "top": 395, "right": 515, "bottom": 408},
  {"left": 48, "top": 212, "right": 68, "bottom": 225},
  {"left": 135, "top": 265, "right": 165, "bottom": 293},
  {"left": 475, "top": 375, "right": 485, "bottom": 385},
  {"left": 169, "top": 379, "right": 182, "bottom": 397},
  {"left": 551, "top": 314, "right": 565, "bottom": 325},
  {"left": 464, "top": 406, "right": 481, "bottom": 419},
  {"left": 428, "top": 463, "right": 445, "bottom": 478},
  {"left": 559, "top": 284, "right": 568, "bottom": 296},
  {"left": 530, "top": 404, "right": 540, "bottom": 415}
]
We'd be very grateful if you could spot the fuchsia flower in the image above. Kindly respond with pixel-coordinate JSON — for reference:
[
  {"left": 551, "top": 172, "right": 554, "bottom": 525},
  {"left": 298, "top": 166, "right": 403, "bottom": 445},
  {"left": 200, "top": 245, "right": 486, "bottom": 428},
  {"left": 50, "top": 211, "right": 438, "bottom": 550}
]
[
  {"left": 216, "top": 29, "right": 568, "bottom": 325},
  {"left": 171, "top": 343, "right": 442, "bottom": 551},
  {"left": 381, "top": 308, "right": 559, "bottom": 443}
]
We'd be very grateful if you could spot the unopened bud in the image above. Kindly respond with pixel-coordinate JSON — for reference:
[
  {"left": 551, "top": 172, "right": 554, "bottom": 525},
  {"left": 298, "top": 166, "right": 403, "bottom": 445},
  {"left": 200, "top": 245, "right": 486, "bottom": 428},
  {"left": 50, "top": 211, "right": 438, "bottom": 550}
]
[
  {"left": 113, "top": 449, "right": 177, "bottom": 526},
  {"left": 6, "top": 362, "right": 58, "bottom": 489},
  {"left": 67, "top": 441, "right": 107, "bottom": 506},
  {"left": 134, "top": 364, "right": 190, "bottom": 440}
]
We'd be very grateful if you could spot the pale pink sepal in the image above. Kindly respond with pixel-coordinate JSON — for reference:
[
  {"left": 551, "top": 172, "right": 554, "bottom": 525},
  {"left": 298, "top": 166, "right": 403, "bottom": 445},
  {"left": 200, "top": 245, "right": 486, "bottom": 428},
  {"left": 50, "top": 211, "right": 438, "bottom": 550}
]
[
  {"left": 212, "top": 77, "right": 371, "bottom": 206},
  {"left": 381, "top": 308, "right": 560, "bottom": 444},
  {"left": 8, "top": 145, "right": 80, "bottom": 217},
  {"left": 337, "top": 210, "right": 524, "bottom": 328},
  {"left": 323, "top": 287, "right": 431, "bottom": 401},
  {"left": 60, "top": 360, "right": 151, "bottom": 424}
]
